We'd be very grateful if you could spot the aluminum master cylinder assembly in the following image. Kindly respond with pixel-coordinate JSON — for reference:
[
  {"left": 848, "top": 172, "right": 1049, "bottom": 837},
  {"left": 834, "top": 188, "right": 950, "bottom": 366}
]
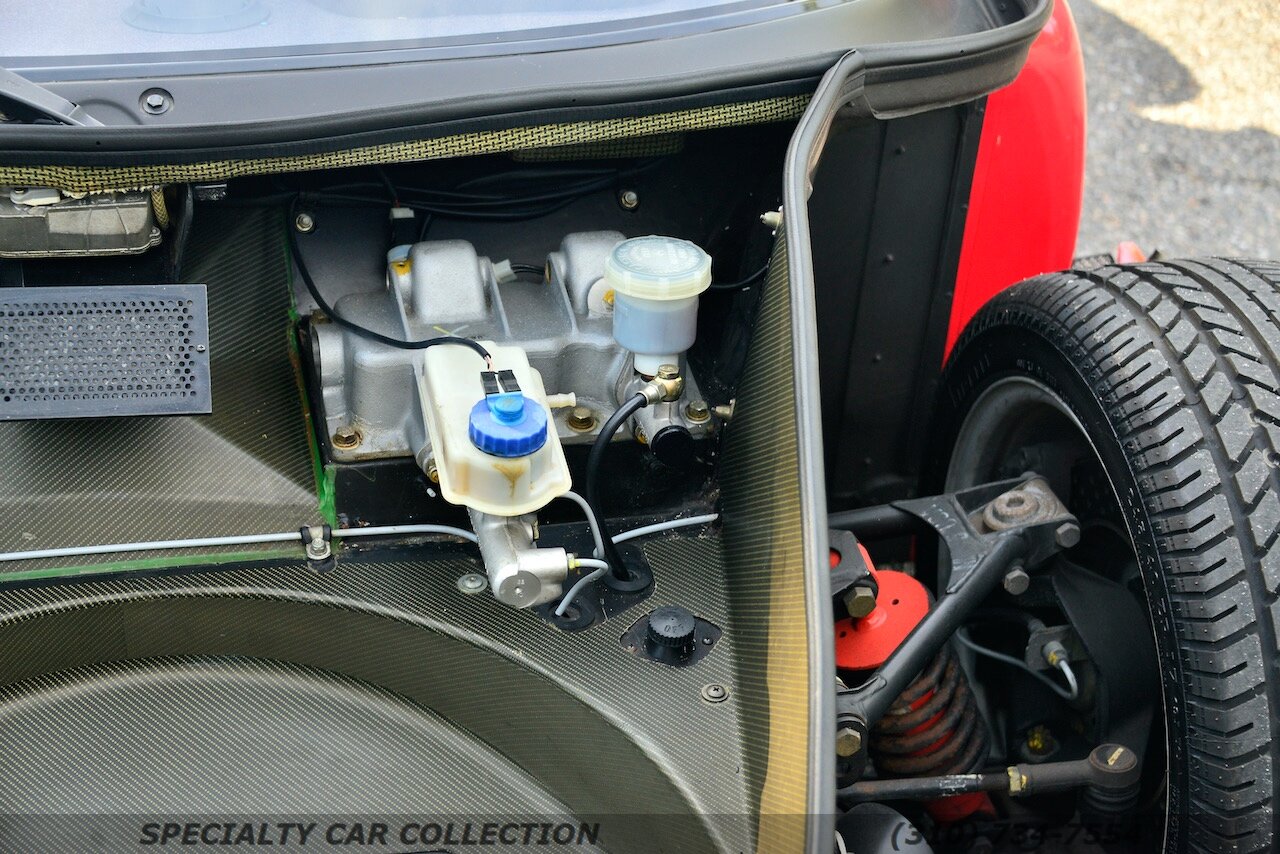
[{"left": 310, "top": 232, "right": 717, "bottom": 612}]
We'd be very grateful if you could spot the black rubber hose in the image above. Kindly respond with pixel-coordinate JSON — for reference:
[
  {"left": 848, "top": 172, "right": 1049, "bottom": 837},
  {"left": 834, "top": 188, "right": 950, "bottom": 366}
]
[
  {"left": 585, "top": 393, "right": 649, "bottom": 582},
  {"left": 286, "top": 196, "right": 491, "bottom": 365}
]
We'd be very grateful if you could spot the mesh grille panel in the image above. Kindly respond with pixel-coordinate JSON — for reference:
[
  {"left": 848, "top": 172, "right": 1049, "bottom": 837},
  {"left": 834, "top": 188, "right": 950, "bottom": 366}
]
[{"left": 0, "top": 284, "right": 210, "bottom": 420}]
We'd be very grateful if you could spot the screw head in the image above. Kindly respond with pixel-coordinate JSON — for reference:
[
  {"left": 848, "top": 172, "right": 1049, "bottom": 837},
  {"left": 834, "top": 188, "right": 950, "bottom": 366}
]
[
  {"left": 685, "top": 399, "right": 710, "bottom": 423},
  {"left": 656, "top": 364, "right": 680, "bottom": 381},
  {"left": 618, "top": 189, "right": 640, "bottom": 210},
  {"left": 456, "top": 573, "right": 488, "bottom": 594},
  {"left": 294, "top": 212, "right": 316, "bottom": 233},
  {"left": 332, "top": 425, "right": 360, "bottom": 450},
  {"left": 140, "top": 88, "right": 172, "bottom": 115},
  {"left": 1055, "top": 521, "right": 1081, "bottom": 549},
  {"left": 1003, "top": 566, "right": 1031, "bottom": 596},
  {"left": 566, "top": 405, "right": 597, "bottom": 432},
  {"left": 700, "top": 683, "right": 729, "bottom": 704},
  {"left": 835, "top": 726, "right": 863, "bottom": 758}
]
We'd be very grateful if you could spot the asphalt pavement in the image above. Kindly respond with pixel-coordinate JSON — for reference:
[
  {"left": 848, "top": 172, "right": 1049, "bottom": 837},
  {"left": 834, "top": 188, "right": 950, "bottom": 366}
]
[{"left": 1072, "top": 0, "right": 1279, "bottom": 259}]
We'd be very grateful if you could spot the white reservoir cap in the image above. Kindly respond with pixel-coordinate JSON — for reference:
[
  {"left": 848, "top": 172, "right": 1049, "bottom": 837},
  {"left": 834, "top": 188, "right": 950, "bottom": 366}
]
[{"left": 604, "top": 236, "right": 712, "bottom": 300}]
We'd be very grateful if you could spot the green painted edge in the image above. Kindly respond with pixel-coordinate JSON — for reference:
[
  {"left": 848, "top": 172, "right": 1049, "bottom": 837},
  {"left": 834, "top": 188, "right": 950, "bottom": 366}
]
[
  {"left": 279, "top": 211, "right": 338, "bottom": 529},
  {"left": 0, "top": 547, "right": 300, "bottom": 584}
]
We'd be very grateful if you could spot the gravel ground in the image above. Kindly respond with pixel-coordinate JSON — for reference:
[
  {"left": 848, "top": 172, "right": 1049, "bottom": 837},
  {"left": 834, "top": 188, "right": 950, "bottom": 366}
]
[{"left": 1072, "top": 0, "right": 1279, "bottom": 259}]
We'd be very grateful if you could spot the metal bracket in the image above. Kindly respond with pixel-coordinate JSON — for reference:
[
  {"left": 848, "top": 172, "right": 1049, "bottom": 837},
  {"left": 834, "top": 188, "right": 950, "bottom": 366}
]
[{"left": 301, "top": 524, "right": 336, "bottom": 573}]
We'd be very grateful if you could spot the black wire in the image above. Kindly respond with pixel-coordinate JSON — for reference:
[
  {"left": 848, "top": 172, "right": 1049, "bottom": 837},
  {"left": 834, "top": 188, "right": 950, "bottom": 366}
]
[
  {"left": 167, "top": 185, "right": 195, "bottom": 282},
  {"left": 286, "top": 197, "right": 491, "bottom": 365},
  {"left": 585, "top": 393, "right": 649, "bottom": 581},
  {"left": 708, "top": 261, "right": 769, "bottom": 291},
  {"left": 258, "top": 158, "right": 666, "bottom": 223},
  {"left": 509, "top": 263, "right": 546, "bottom": 278}
]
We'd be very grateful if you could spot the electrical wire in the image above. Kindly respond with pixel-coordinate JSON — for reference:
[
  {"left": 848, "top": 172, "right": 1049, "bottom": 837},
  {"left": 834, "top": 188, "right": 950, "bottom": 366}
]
[
  {"left": 0, "top": 513, "right": 715, "bottom": 567},
  {"left": 287, "top": 196, "right": 492, "bottom": 367},
  {"left": 1055, "top": 658, "right": 1080, "bottom": 698},
  {"left": 611, "top": 513, "right": 719, "bottom": 545},
  {"left": 708, "top": 261, "right": 769, "bottom": 291},
  {"left": 272, "top": 159, "right": 663, "bottom": 225},
  {"left": 584, "top": 393, "right": 650, "bottom": 582},
  {"left": 508, "top": 263, "right": 546, "bottom": 278},
  {"left": 557, "top": 491, "right": 607, "bottom": 561},
  {"left": 553, "top": 514, "right": 721, "bottom": 617},
  {"left": 955, "top": 629, "right": 1079, "bottom": 701},
  {"left": 0, "top": 523, "right": 481, "bottom": 565},
  {"left": 333, "top": 524, "right": 477, "bottom": 544},
  {"left": 554, "top": 558, "right": 610, "bottom": 617},
  {"left": 0, "top": 531, "right": 307, "bottom": 564}
]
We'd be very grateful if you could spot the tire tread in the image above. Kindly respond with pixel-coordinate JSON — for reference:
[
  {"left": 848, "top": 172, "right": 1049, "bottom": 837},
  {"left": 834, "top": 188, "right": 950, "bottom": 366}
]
[{"left": 956, "top": 258, "right": 1280, "bottom": 852}]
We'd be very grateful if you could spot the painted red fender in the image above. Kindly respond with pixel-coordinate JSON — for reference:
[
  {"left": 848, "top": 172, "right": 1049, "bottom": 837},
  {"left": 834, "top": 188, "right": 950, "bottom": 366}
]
[{"left": 945, "top": 0, "right": 1087, "bottom": 356}]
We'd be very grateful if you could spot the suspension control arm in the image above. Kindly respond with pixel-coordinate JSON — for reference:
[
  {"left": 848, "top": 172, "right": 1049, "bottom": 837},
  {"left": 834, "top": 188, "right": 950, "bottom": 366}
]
[{"left": 833, "top": 476, "right": 1079, "bottom": 776}]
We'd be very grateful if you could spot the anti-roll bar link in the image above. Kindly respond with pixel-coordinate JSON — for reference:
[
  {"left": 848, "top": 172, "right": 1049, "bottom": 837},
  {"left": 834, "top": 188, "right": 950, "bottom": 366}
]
[{"left": 832, "top": 475, "right": 1080, "bottom": 774}]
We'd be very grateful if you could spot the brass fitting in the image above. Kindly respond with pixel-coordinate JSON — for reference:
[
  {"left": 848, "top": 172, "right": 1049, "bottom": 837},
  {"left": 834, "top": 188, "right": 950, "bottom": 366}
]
[{"left": 640, "top": 364, "right": 685, "bottom": 404}]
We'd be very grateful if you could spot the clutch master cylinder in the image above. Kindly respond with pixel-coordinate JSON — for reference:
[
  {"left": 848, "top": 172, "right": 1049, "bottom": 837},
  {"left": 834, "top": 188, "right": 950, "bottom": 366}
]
[{"left": 419, "top": 342, "right": 573, "bottom": 608}]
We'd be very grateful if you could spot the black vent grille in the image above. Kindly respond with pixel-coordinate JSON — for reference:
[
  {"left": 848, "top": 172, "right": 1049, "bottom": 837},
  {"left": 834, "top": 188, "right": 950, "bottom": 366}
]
[{"left": 0, "top": 284, "right": 211, "bottom": 420}]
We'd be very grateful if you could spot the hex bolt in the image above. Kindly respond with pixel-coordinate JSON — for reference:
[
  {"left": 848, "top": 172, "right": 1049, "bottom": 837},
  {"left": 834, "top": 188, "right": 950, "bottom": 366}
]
[
  {"left": 685, "top": 399, "right": 710, "bottom": 423},
  {"left": 1055, "top": 521, "right": 1082, "bottom": 549},
  {"left": 332, "top": 425, "right": 360, "bottom": 450},
  {"left": 700, "top": 683, "right": 729, "bottom": 704},
  {"left": 657, "top": 364, "right": 680, "bottom": 381},
  {"left": 843, "top": 585, "right": 878, "bottom": 619},
  {"left": 566, "top": 405, "right": 597, "bottom": 432},
  {"left": 456, "top": 573, "right": 488, "bottom": 595},
  {"left": 1003, "top": 564, "right": 1031, "bottom": 596},
  {"left": 140, "top": 88, "right": 172, "bottom": 115},
  {"left": 618, "top": 189, "right": 640, "bottom": 210},
  {"left": 294, "top": 211, "right": 316, "bottom": 233},
  {"left": 835, "top": 726, "right": 864, "bottom": 758}
]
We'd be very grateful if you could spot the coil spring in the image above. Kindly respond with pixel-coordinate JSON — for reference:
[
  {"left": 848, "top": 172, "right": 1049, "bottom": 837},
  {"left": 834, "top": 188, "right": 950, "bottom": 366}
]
[{"left": 870, "top": 645, "right": 988, "bottom": 777}]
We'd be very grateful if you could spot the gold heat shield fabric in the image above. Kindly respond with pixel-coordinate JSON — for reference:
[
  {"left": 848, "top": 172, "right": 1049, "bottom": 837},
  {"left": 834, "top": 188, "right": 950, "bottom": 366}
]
[{"left": 0, "top": 96, "right": 808, "bottom": 195}]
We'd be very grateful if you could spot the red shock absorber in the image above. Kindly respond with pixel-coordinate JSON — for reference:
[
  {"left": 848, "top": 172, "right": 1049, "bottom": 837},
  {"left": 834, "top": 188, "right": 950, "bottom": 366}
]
[{"left": 833, "top": 542, "right": 992, "bottom": 823}]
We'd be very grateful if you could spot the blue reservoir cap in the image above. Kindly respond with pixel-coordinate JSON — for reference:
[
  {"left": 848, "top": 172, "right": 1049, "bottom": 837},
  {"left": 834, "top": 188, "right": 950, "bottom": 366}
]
[{"left": 469, "top": 394, "right": 548, "bottom": 457}]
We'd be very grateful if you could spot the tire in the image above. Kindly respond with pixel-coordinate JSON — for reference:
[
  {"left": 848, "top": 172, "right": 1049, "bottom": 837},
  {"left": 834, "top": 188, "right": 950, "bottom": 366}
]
[{"left": 932, "top": 259, "right": 1280, "bottom": 852}]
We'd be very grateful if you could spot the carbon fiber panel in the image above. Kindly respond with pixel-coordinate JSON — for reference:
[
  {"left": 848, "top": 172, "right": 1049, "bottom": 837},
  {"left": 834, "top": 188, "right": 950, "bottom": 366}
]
[
  {"left": 718, "top": 232, "right": 811, "bottom": 850},
  {"left": 0, "top": 539, "right": 749, "bottom": 853},
  {"left": 0, "top": 207, "right": 321, "bottom": 573}
]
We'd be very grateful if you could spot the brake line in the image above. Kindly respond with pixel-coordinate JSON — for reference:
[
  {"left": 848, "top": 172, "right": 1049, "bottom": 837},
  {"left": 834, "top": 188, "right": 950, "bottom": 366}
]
[{"left": 0, "top": 515, "right": 717, "bottom": 566}]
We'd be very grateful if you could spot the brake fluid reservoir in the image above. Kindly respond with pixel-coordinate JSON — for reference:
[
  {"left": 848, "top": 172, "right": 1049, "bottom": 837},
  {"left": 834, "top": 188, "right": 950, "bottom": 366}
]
[
  {"left": 605, "top": 236, "right": 712, "bottom": 376},
  {"left": 419, "top": 342, "right": 570, "bottom": 516}
]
